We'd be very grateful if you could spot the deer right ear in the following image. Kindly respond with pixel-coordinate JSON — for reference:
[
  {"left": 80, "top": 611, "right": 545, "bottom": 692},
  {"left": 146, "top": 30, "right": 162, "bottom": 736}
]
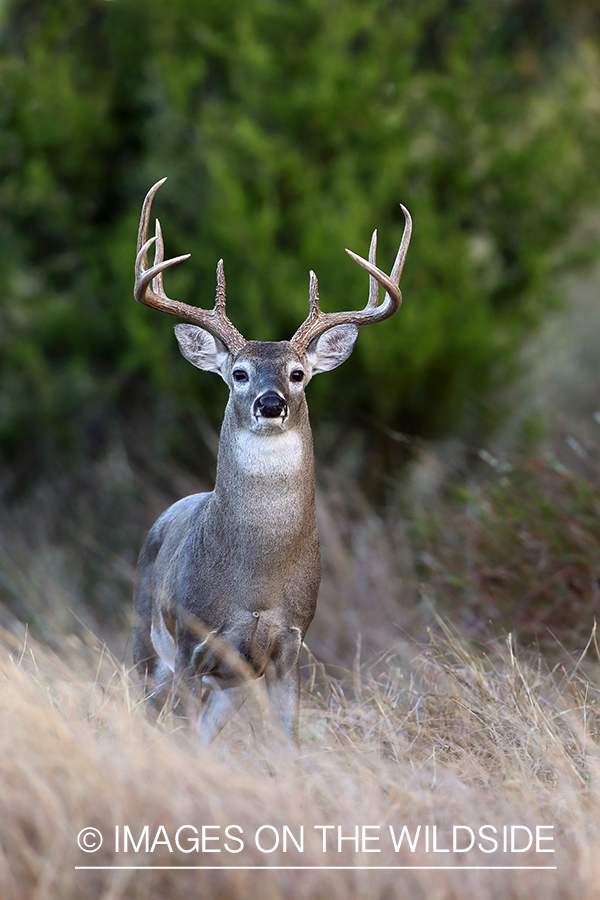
[{"left": 174, "top": 324, "right": 230, "bottom": 377}]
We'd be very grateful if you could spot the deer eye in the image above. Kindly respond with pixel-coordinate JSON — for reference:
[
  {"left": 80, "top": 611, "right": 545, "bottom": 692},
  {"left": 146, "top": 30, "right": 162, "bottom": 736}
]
[
  {"left": 232, "top": 369, "right": 249, "bottom": 383},
  {"left": 290, "top": 370, "right": 304, "bottom": 383}
]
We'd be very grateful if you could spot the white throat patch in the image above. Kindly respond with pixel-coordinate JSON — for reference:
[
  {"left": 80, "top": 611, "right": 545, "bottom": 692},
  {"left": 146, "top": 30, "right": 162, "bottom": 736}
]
[{"left": 234, "top": 429, "right": 304, "bottom": 477}]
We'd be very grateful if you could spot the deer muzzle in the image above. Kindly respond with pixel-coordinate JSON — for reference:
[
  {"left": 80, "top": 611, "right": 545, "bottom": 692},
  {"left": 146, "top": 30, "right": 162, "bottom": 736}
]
[{"left": 254, "top": 391, "right": 288, "bottom": 420}]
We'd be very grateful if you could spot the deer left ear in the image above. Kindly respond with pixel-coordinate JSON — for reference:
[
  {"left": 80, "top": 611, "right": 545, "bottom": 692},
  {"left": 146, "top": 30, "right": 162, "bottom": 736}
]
[{"left": 305, "top": 324, "right": 359, "bottom": 374}]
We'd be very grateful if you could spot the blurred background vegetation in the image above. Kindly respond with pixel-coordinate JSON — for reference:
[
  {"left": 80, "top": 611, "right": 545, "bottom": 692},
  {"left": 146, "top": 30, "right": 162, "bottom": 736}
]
[
  {"left": 2, "top": 0, "right": 600, "bottom": 470},
  {"left": 0, "top": 0, "right": 598, "bottom": 654}
]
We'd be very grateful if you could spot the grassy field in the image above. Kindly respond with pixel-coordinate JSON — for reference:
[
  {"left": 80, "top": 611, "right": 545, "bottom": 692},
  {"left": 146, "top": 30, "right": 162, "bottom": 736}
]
[{"left": 0, "top": 611, "right": 599, "bottom": 899}]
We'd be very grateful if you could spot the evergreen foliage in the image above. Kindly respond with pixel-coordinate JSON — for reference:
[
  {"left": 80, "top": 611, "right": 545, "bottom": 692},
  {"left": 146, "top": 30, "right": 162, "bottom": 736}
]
[{"left": 0, "top": 0, "right": 599, "bottom": 471}]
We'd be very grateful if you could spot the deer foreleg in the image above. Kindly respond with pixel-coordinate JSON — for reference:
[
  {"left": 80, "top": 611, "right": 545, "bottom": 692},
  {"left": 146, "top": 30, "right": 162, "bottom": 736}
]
[
  {"left": 196, "top": 684, "right": 250, "bottom": 745},
  {"left": 265, "top": 626, "right": 303, "bottom": 744},
  {"left": 172, "top": 644, "right": 204, "bottom": 724}
]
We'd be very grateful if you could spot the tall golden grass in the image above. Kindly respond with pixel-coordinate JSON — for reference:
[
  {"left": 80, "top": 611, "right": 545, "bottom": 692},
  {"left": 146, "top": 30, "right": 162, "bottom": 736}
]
[{"left": 0, "top": 616, "right": 598, "bottom": 900}]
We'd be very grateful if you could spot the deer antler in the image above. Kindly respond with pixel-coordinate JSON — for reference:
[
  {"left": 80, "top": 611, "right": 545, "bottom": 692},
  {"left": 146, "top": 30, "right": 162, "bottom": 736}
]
[
  {"left": 134, "top": 178, "right": 247, "bottom": 353},
  {"left": 290, "top": 205, "right": 412, "bottom": 353}
]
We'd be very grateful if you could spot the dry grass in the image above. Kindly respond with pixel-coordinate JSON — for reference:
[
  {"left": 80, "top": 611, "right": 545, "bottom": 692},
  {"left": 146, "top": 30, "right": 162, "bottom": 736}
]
[{"left": 0, "top": 619, "right": 599, "bottom": 900}]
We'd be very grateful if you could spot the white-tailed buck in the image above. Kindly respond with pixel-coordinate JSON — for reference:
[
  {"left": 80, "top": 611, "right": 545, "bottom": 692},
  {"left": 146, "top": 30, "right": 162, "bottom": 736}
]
[{"left": 133, "top": 178, "right": 411, "bottom": 743}]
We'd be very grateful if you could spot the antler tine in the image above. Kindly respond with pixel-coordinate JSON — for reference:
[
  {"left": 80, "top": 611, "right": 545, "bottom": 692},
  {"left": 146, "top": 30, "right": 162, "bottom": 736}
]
[
  {"left": 390, "top": 204, "right": 412, "bottom": 284},
  {"left": 215, "top": 259, "right": 226, "bottom": 314},
  {"left": 290, "top": 205, "right": 412, "bottom": 353},
  {"left": 136, "top": 176, "right": 166, "bottom": 270},
  {"left": 134, "top": 179, "right": 247, "bottom": 353},
  {"left": 366, "top": 229, "right": 378, "bottom": 310},
  {"left": 153, "top": 217, "right": 165, "bottom": 296},
  {"left": 309, "top": 269, "right": 321, "bottom": 316}
]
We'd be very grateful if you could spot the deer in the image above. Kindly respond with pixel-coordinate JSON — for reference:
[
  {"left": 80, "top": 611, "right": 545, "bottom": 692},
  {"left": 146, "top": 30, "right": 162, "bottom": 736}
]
[{"left": 132, "top": 178, "right": 411, "bottom": 744}]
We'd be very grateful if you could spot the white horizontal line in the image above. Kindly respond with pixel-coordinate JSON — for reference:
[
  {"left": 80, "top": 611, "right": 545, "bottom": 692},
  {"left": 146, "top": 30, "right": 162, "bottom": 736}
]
[{"left": 75, "top": 866, "right": 558, "bottom": 871}]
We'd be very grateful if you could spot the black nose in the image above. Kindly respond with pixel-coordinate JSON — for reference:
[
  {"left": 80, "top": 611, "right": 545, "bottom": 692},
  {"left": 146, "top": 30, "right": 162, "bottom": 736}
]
[{"left": 255, "top": 391, "right": 287, "bottom": 418}]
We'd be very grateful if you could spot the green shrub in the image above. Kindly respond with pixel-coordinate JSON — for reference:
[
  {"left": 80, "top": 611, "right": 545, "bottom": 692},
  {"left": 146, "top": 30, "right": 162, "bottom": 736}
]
[{"left": 1, "top": 0, "right": 599, "bottom": 472}]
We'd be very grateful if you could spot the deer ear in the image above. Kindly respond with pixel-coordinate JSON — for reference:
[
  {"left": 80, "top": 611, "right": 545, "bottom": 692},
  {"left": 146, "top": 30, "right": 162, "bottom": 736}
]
[
  {"left": 305, "top": 324, "right": 359, "bottom": 374},
  {"left": 174, "top": 324, "right": 230, "bottom": 377}
]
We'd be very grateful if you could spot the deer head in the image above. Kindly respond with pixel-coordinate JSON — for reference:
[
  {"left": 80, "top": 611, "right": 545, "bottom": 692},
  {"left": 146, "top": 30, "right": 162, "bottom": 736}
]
[{"left": 134, "top": 178, "right": 412, "bottom": 428}]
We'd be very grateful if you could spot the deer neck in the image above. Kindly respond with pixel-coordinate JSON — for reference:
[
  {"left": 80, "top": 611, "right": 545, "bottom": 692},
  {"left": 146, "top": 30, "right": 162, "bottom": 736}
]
[{"left": 212, "top": 399, "right": 316, "bottom": 521}]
